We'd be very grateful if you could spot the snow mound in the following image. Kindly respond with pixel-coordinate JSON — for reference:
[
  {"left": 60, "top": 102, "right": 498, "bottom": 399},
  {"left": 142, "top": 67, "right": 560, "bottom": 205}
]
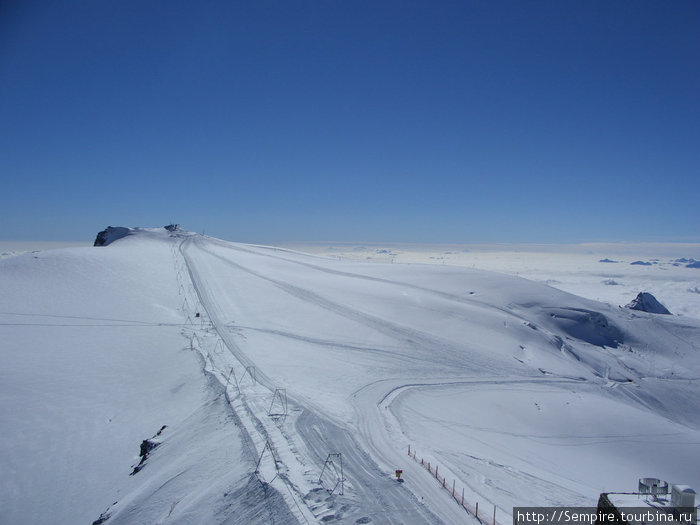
[
  {"left": 625, "top": 292, "right": 672, "bottom": 315},
  {"left": 94, "top": 226, "right": 133, "bottom": 246}
]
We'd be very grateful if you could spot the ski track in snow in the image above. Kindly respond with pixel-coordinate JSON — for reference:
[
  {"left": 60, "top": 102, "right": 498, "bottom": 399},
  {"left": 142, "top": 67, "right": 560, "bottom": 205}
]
[{"left": 180, "top": 236, "right": 455, "bottom": 524}]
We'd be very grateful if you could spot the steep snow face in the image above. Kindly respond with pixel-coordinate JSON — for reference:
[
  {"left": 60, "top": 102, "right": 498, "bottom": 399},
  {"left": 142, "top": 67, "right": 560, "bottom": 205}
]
[
  {"left": 626, "top": 292, "right": 672, "bottom": 315},
  {"left": 3, "top": 230, "right": 700, "bottom": 525}
]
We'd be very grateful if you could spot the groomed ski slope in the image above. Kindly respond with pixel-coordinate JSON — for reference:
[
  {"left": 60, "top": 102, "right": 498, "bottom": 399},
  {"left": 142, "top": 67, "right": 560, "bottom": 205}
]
[{"left": 2, "top": 228, "right": 699, "bottom": 525}]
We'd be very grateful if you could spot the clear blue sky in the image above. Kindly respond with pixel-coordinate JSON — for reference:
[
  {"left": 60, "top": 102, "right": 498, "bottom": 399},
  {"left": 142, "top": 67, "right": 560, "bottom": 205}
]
[{"left": 2, "top": 1, "right": 699, "bottom": 243}]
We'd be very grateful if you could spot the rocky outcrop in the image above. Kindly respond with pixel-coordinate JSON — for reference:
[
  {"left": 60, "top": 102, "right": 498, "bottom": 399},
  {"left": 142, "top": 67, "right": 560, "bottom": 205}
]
[
  {"left": 94, "top": 227, "right": 132, "bottom": 246},
  {"left": 625, "top": 292, "right": 671, "bottom": 315},
  {"left": 130, "top": 425, "right": 167, "bottom": 475}
]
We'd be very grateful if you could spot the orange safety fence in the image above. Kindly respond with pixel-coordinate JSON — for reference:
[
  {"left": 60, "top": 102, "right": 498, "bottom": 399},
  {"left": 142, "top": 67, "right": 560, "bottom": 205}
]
[{"left": 408, "top": 445, "right": 504, "bottom": 525}]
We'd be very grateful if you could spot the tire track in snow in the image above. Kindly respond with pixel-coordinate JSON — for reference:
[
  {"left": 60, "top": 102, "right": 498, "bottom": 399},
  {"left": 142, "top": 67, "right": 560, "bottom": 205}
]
[
  {"left": 295, "top": 409, "right": 446, "bottom": 525},
  {"left": 350, "top": 376, "right": 590, "bottom": 525},
  {"left": 193, "top": 237, "right": 504, "bottom": 375},
  {"left": 188, "top": 236, "right": 619, "bottom": 524},
  {"left": 235, "top": 325, "right": 434, "bottom": 365},
  {"left": 207, "top": 238, "right": 533, "bottom": 326},
  {"left": 179, "top": 238, "right": 318, "bottom": 524},
  {"left": 187, "top": 236, "right": 593, "bottom": 524},
  {"left": 182, "top": 237, "right": 451, "bottom": 525}
]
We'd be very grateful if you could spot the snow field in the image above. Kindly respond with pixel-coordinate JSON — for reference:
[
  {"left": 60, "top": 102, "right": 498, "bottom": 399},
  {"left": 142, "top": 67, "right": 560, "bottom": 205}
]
[
  {"left": 3, "top": 229, "right": 699, "bottom": 525},
  {"left": 283, "top": 243, "right": 700, "bottom": 319},
  {"left": 389, "top": 381, "right": 700, "bottom": 516}
]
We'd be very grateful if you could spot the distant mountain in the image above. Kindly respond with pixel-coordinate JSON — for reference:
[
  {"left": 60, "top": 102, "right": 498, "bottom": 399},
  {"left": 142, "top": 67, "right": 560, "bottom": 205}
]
[{"left": 625, "top": 292, "right": 671, "bottom": 315}]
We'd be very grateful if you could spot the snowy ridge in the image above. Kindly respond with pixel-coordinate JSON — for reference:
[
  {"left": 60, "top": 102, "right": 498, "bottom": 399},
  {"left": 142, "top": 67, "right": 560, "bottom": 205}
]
[{"left": 1, "top": 229, "right": 699, "bottom": 525}]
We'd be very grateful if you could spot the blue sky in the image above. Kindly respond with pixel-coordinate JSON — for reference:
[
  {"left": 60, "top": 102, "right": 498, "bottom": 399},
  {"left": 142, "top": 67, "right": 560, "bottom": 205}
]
[{"left": 2, "top": 1, "right": 699, "bottom": 243}]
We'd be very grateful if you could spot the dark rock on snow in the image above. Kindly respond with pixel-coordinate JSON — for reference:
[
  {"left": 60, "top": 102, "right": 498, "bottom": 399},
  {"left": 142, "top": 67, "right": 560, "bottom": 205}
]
[
  {"left": 130, "top": 425, "right": 167, "bottom": 475},
  {"left": 94, "top": 226, "right": 132, "bottom": 246},
  {"left": 625, "top": 292, "right": 671, "bottom": 315}
]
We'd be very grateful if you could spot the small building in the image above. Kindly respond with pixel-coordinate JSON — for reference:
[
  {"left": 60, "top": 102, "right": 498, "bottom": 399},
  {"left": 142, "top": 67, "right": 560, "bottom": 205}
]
[
  {"left": 671, "top": 485, "right": 696, "bottom": 510},
  {"left": 639, "top": 478, "right": 669, "bottom": 496},
  {"left": 598, "top": 480, "right": 697, "bottom": 525}
]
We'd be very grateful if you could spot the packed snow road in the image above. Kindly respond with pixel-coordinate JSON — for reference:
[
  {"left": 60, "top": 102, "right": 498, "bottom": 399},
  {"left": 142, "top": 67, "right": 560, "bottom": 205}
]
[{"left": 181, "top": 236, "right": 455, "bottom": 524}]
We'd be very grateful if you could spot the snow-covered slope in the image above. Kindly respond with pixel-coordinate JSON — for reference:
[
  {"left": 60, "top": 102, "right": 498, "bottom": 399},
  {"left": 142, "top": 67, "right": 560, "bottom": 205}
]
[
  {"left": 2, "top": 229, "right": 699, "bottom": 525},
  {"left": 283, "top": 243, "right": 700, "bottom": 319},
  {"left": 0, "top": 229, "right": 295, "bottom": 525}
]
